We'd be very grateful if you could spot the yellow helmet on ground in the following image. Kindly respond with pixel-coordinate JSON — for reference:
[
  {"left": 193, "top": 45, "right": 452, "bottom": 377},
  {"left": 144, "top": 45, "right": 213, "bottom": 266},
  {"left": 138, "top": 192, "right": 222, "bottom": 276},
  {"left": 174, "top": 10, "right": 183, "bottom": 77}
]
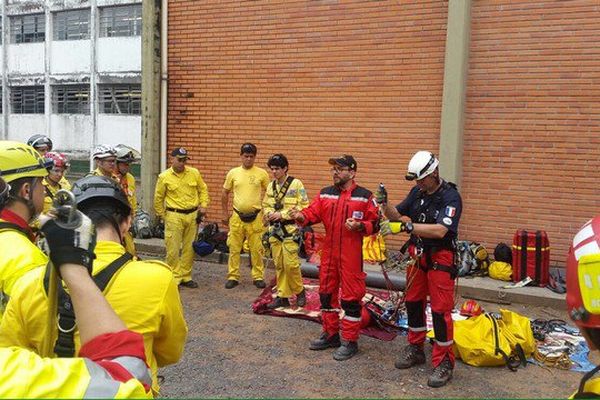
[{"left": 0, "top": 141, "right": 52, "bottom": 183}]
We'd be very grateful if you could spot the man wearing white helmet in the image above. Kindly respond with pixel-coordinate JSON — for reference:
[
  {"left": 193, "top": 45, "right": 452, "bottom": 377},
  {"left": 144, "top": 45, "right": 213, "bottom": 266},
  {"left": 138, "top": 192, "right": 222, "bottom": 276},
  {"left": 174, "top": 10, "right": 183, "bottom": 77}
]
[
  {"left": 377, "top": 150, "right": 462, "bottom": 388},
  {"left": 90, "top": 144, "right": 118, "bottom": 179}
]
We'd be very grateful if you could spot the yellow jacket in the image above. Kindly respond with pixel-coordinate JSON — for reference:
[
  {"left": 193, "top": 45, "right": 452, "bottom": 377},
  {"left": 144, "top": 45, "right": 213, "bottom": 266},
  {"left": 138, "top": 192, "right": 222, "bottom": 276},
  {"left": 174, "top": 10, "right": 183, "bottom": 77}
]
[
  {"left": 90, "top": 168, "right": 120, "bottom": 182},
  {"left": 262, "top": 176, "right": 309, "bottom": 234},
  {"left": 0, "top": 332, "right": 152, "bottom": 398},
  {"left": 117, "top": 172, "right": 137, "bottom": 212},
  {"left": 42, "top": 177, "right": 72, "bottom": 214},
  {"left": 224, "top": 166, "right": 270, "bottom": 213},
  {"left": 0, "top": 240, "right": 187, "bottom": 393},
  {"left": 154, "top": 166, "right": 209, "bottom": 217},
  {"left": 0, "top": 221, "right": 48, "bottom": 315}
]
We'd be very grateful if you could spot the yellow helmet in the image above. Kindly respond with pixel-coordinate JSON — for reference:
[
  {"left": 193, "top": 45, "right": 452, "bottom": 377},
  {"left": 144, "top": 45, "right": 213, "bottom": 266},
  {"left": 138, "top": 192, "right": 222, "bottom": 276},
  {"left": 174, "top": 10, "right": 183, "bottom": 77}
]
[{"left": 0, "top": 141, "right": 51, "bottom": 183}]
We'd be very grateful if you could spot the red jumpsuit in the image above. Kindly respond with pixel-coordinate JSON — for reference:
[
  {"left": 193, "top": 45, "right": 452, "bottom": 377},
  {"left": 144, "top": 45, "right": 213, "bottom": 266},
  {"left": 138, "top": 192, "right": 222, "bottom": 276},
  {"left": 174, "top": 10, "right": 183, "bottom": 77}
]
[{"left": 300, "top": 182, "right": 379, "bottom": 341}]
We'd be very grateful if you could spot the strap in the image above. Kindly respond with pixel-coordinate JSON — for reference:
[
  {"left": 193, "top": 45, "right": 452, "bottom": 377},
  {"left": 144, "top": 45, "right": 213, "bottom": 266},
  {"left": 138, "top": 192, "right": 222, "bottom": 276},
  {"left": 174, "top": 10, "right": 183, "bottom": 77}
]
[
  {"left": 488, "top": 314, "right": 520, "bottom": 372},
  {"left": 520, "top": 231, "right": 528, "bottom": 281},
  {"left": 0, "top": 221, "right": 30, "bottom": 238},
  {"left": 45, "top": 186, "right": 54, "bottom": 199},
  {"left": 44, "top": 252, "right": 133, "bottom": 357},
  {"left": 575, "top": 365, "right": 600, "bottom": 398},
  {"left": 535, "top": 231, "right": 542, "bottom": 284},
  {"left": 273, "top": 176, "right": 295, "bottom": 209}
]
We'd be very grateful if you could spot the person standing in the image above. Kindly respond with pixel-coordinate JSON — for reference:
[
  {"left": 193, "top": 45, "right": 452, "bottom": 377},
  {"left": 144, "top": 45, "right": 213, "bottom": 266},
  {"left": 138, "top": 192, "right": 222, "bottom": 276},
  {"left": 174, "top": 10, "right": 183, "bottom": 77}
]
[
  {"left": 378, "top": 151, "right": 462, "bottom": 388},
  {"left": 115, "top": 146, "right": 139, "bottom": 256},
  {"left": 27, "top": 134, "right": 71, "bottom": 190},
  {"left": 154, "top": 147, "right": 210, "bottom": 288},
  {"left": 222, "top": 143, "right": 270, "bottom": 289},
  {"left": 289, "top": 155, "right": 379, "bottom": 361},
  {"left": 41, "top": 152, "right": 71, "bottom": 214},
  {"left": 262, "top": 154, "right": 309, "bottom": 308},
  {"left": 90, "top": 144, "right": 119, "bottom": 179}
]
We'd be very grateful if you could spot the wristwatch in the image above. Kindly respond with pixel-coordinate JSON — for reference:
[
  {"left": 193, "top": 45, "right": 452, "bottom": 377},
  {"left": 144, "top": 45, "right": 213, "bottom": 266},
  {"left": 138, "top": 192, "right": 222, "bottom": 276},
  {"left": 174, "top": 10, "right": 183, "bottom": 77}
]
[{"left": 405, "top": 221, "right": 414, "bottom": 234}]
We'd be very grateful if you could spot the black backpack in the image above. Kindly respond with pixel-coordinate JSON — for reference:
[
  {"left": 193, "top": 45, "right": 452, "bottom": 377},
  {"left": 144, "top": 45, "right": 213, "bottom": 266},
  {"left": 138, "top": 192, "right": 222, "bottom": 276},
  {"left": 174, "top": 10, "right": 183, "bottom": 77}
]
[{"left": 494, "top": 242, "right": 513, "bottom": 264}]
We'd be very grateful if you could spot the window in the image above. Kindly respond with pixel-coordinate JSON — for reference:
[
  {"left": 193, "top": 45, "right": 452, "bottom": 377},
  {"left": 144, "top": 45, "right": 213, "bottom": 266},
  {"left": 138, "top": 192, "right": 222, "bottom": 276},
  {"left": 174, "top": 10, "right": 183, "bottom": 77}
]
[
  {"left": 10, "top": 14, "right": 45, "bottom": 43},
  {"left": 99, "top": 4, "right": 142, "bottom": 37},
  {"left": 11, "top": 86, "right": 45, "bottom": 114},
  {"left": 53, "top": 85, "right": 90, "bottom": 114},
  {"left": 53, "top": 9, "right": 90, "bottom": 41},
  {"left": 98, "top": 84, "right": 141, "bottom": 114}
]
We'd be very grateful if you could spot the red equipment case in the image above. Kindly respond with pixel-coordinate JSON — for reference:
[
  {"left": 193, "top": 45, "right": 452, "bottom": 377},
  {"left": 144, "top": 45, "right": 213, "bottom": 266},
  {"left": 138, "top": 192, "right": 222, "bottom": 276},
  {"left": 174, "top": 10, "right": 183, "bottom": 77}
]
[{"left": 511, "top": 230, "right": 550, "bottom": 287}]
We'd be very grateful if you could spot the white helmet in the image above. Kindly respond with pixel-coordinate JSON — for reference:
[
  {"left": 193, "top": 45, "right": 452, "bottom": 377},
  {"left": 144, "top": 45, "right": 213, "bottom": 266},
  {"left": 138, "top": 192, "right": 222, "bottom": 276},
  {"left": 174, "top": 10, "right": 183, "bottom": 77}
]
[
  {"left": 405, "top": 151, "right": 439, "bottom": 181},
  {"left": 92, "top": 144, "right": 116, "bottom": 160}
]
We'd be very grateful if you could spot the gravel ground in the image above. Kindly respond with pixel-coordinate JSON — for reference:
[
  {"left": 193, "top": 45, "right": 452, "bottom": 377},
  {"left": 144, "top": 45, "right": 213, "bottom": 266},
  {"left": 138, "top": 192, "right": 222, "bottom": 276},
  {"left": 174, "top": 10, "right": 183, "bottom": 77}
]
[{"left": 153, "top": 257, "right": 582, "bottom": 398}]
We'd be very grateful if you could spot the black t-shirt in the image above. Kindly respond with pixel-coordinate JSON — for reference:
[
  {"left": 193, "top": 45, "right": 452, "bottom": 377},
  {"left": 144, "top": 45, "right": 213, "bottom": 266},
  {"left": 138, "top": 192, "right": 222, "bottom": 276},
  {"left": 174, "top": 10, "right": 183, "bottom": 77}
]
[{"left": 395, "top": 180, "right": 462, "bottom": 247}]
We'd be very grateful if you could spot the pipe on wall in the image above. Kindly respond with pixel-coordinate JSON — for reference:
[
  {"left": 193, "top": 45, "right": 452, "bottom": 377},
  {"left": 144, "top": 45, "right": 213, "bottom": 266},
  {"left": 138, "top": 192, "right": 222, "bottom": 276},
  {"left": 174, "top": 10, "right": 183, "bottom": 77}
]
[{"left": 159, "top": 0, "right": 168, "bottom": 172}]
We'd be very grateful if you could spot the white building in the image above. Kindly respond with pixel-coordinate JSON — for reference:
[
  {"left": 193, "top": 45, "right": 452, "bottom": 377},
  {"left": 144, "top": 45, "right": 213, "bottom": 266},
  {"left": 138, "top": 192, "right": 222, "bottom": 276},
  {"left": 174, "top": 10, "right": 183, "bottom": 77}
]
[{"left": 0, "top": 0, "right": 142, "bottom": 157}]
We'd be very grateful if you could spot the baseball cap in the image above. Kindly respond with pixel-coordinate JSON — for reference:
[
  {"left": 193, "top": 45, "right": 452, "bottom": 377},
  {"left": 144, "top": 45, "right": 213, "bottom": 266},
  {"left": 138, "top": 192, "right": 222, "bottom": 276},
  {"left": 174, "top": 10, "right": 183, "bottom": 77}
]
[
  {"left": 171, "top": 147, "right": 190, "bottom": 159},
  {"left": 328, "top": 154, "right": 357, "bottom": 171}
]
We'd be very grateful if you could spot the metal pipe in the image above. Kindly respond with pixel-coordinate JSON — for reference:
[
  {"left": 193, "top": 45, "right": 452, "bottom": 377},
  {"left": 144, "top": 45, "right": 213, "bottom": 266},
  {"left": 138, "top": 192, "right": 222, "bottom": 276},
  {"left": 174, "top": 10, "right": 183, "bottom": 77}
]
[{"left": 159, "top": 0, "right": 168, "bottom": 172}]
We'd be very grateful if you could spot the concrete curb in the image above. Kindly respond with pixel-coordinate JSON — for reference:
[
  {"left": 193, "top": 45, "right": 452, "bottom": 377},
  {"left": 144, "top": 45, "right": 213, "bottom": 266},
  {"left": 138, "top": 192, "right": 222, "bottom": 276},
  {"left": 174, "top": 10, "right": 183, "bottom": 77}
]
[{"left": 134, "top": 238, "right": 566, "bottom": 310}]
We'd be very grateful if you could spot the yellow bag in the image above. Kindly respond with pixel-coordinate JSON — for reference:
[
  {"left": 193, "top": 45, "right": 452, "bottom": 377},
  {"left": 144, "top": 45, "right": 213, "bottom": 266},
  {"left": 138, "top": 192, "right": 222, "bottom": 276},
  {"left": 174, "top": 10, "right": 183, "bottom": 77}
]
[
  {"left": 362, "top": 234, "right": 386, "bottom": 263},
  {"left": 453, "top": 310, "right": 533, "bottom": 370},
  {"left": 489, "top": 261, "right": 512, "bottom": 281}
]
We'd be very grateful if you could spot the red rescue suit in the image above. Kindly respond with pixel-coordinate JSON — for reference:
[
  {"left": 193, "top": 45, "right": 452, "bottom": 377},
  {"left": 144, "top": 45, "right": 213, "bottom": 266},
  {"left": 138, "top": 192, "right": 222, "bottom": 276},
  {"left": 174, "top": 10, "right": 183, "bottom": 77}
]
[{"left": 300, "top": 182, "right": 379, "bottom": 341}]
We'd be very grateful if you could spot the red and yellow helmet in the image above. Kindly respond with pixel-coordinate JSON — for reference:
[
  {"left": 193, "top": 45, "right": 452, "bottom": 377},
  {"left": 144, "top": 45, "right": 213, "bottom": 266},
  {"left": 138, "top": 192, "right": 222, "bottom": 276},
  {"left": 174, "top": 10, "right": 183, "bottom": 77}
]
[
  {"left": 459, "top": 299, "right": 483, "bottom": 317},
  {"left": 567, "top": 216, "right": 600, "bottom": 330},
  {"left": 45, "top": 152, "right": 70, "bottom": 170}
]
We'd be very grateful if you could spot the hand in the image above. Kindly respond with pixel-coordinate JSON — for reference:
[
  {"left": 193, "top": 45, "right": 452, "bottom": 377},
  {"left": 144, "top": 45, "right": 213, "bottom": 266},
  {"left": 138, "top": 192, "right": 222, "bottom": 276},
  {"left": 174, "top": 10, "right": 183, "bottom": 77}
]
[
  {"left": 198, "top": 207, "right": 207, "bottom": 216},
  {"left": 379, "top": 220, "right": 409, "bottom": 236},
  {"left": 289, "top": 208, "right": 305, "bottom": 223},
  {"left": 375, "top": 184, "right": 388, "bottom": 205},
  {"left": 40, "top": 211, "right": 96, "bottom": 276},
  {"left": 267, "top": 212, "right": 282, "bottom": 222},
  {"left": 345, "top": 218, "right": 364, "bottom": 232}
]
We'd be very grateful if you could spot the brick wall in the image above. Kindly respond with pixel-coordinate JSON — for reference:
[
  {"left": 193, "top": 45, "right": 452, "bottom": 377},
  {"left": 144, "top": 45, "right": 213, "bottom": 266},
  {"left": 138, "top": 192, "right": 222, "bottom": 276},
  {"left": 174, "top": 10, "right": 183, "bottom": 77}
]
[{"left": 463, "top": 0, "right": 600, "bottom": 266}]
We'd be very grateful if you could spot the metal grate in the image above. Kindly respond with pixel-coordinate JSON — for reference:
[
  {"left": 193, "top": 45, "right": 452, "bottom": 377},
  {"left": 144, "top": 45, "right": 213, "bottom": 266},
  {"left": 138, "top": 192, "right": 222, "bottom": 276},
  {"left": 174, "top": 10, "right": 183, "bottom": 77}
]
[
  {"left": 52, "top": 85, "right": 90, "bottom": 114},
  {"left": 99, "top": 4, "right": 142, "bottom": 38},
  {"left": 10, "top": 14, "right": 45, "bottom": 43},
  {"left": 98, "top": 84, "right": 141, "bottom": 115},
  {"left": 53, "top": 9, "right": 90, "bottom": 41},
  {"left": 11, "top": 86, "right": 45, "bottom": 114}
]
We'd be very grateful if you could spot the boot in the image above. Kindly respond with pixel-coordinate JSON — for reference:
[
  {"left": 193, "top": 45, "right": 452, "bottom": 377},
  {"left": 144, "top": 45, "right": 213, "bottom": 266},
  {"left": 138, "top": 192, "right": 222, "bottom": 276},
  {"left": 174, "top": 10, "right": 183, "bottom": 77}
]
[
  {"left": 266, "top": 297, "right": 290, "bottom": 309},
  {"left": 309, "top": 332, "right": 341, "bottom": 351},
  {"left": 333, "top": 340, "right": 358, "bottom": 361},
  {"left": 395, "top": 344, "right": 426, "bottom": 369},
  {"left": 296, "top": 289, "right": 307, "bottom": 307},
  {"left": 427, "top": 357, "right": 453, "bottom": 388}
]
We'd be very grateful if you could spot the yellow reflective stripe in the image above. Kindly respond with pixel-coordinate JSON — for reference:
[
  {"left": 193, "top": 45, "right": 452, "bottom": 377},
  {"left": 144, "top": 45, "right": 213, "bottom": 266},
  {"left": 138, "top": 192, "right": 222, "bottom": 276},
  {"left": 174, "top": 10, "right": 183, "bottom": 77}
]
[{"left": 511, "top": 245, "right": 550, "bottom": 251}]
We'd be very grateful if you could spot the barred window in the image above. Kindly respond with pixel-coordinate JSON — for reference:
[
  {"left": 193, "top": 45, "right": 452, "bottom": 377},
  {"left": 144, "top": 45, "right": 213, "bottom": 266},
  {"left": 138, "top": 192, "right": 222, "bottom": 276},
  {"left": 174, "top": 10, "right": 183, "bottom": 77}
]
[
  {"left": 10, "top": 14, "right": 45, "bottom": 43},
  {"left": 99, "top": 4, "right": 142, "bottom": 37},
  {"left": 53, "top": 85, "right": 90, "bottom": 114},
  {"left": 98, "top": 84, "right": 141, "bottom": 115},
  {"left": 53, "top": 9, "right": 90, "bottom": 41},
  {"left": 11, "top": 86, "right": 45, "bottom": 114}
]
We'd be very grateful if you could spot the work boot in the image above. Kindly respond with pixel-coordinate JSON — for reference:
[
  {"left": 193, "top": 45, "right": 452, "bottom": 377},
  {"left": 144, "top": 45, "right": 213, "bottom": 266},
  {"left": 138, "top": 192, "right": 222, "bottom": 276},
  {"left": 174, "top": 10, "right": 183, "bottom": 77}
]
[
  {"left": 179, "top": 280, "right": 198, "bottom": 288},
  {"left": 253, "top": 279, "right": 266, "bottom": 289},
  {"left": 333, "top": 340, "right": 358, "bottom": 361},
  {"left": 296, "top": 289, "right": 307, "bottom": 307},
  {"left": 427, "top": 357, "right": 453, "bottom": 388},
  {"left": 309, "top": 332, "right": 341, "bottom": 351},
  {"left": 395, "top": 344, "right": 426, "bottom": 369},
  {"left": 266, "top": 297, "right": 290, "bottom": 309},
  {"left": 224, "top": 280, "right": 239, "bottom": 289}
]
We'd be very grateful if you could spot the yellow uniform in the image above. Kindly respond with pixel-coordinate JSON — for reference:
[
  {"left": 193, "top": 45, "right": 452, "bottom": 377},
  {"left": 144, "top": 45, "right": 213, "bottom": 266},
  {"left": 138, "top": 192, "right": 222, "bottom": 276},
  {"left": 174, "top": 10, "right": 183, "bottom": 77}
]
[
  {"left": 42, "top": 177, "right": 71, "bottom": 214},
  {"left": 154, "top": 166, "right": 209, "bottom": 284},
  {"left": 571, "top": 377, "right": 600, "bottom": 398},
  {"left": 262, "top": 176, "right": 309, "bottom": 298},
  {"left": 117, "top": 171, "right": 138, "bottom": 256},
  {"left": 223, "top": 166, "right": 270, "bottom": 282},
  {"left": 0, "top": 332, "right": 152, "bottom": 398},
  {"left": 0, "top": 240, "right": 187, "bottom": 393},
  {"left": 0, "top": 218, "right": 48, "bottom": 315}
]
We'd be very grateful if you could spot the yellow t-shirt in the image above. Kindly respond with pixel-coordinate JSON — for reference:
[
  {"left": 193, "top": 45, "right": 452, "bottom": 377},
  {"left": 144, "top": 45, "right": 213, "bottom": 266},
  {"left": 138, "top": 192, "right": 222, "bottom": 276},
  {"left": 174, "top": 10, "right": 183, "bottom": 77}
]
[
  {"left": 223, "top": 166, "right": 269, "bottom": 213},
  {"left": 154, "top": 166, "right": 210, "bottom": 217}
]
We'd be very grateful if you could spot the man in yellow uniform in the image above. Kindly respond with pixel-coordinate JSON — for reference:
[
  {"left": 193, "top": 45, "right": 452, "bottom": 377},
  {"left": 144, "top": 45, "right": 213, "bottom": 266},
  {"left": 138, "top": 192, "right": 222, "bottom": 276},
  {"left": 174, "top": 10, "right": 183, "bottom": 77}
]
[
  {"left": 222, "top": 143, "right": 270, "bottom": 289},
  {"left": 0, "top": 175, "right": 187, "bottom": 394},
  {"left": 27, "top": 134, "right": 71, "bottom": 195},
  {"left": 0, "top": 141, "right": 51, "bottom": 315},
  {"left": 115, "top": 146, "right": 139, "bottom": 256},
  {"left": 262, "top": 154, "right": 309, "bottom": 308},
  {"left": 90, "top": 144, "right": 118, "bottom": 178},
  {"left": 41, "top": 152, "right": 71, "bottom": 214},
  {"left": 154, "top": 147, "right": 210, "bottom": 288},
  {"left": 0, "top": 194, "right": 152, "bottom": 398}
]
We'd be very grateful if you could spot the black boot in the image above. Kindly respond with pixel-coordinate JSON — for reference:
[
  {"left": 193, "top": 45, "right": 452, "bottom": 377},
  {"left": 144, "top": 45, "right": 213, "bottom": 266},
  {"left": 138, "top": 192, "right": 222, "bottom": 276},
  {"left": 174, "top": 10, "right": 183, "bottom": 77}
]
[
  {"left": 309, "top": 332, "right": 341, "bottom": 350},
  {"left": 332, "top": 340, "right": 358, "bottom": 361},
  {"left": 395, "top": 344, "right": 426, "bottom": 369},
  {"left": 427, "top": 357, "right": 453, "bottom": 388},
  {"left": 266, "top": 297, "right": 290, "bottom": 309},
  {"left": 296, "top": 289, "right": 306, "bottom": 307}
]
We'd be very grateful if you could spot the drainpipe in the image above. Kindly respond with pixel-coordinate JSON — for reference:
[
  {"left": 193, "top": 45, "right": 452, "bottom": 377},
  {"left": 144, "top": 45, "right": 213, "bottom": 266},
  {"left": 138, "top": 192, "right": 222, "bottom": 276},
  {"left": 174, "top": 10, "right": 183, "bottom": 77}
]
[
  {"left": 1, "top": 0, "right": 8, "bottom": 139},
  {"left": 159, "top": 0, "right": 167, "bottom": 171},
  {"left": 90, "top": 0, "right": 98, "bottom": 172}
]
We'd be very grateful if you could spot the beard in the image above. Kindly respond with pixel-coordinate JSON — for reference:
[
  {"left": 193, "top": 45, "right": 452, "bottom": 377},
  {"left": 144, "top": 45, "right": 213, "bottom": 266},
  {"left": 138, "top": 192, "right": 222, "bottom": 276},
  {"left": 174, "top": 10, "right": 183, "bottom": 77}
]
[{"left": 334, "top": 175, "right": 352, "bottom": 188}]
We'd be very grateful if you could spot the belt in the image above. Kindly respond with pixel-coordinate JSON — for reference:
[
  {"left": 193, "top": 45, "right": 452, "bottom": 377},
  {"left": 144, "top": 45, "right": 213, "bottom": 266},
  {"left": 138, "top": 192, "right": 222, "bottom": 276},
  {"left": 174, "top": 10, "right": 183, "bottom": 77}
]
[{"left": 166, "top": 207, "right": 197, "bottom": 214}]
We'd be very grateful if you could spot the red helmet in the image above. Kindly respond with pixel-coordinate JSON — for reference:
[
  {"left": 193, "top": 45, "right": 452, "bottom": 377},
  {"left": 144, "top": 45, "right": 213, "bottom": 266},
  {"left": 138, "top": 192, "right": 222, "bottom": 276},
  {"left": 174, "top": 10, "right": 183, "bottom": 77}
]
[
  {"left": 45, "top": 152, "right": 70, "bottom": 170},
  {"left": 459, "top": 299, "right": 483, "bottom": 317},
  {"left": 567, "top": 216, "right": 600, "bottom": 330}
]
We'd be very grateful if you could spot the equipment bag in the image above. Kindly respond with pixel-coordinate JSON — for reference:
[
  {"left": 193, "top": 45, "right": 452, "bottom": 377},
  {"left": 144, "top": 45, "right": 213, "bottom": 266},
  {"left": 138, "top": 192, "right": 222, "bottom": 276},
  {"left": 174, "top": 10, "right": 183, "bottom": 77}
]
[
  {"left": 456, "top": 241, "right": 490, "bottom": 277},
  {"left": 511, "top": 230, "right": 550, "bottom": 286},
  {"left": 489, "top": 261, "right": 512, "bottom": 281},
  {"left": 362, "top": 234, "right": 386, "bottom": 264}
]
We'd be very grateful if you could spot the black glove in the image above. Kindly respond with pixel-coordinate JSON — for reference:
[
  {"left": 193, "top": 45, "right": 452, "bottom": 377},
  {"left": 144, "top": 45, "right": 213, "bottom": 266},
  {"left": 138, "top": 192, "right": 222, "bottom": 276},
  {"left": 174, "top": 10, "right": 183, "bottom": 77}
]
[{"left": 40, "top": 211, "right": 96, "bottom": 276}]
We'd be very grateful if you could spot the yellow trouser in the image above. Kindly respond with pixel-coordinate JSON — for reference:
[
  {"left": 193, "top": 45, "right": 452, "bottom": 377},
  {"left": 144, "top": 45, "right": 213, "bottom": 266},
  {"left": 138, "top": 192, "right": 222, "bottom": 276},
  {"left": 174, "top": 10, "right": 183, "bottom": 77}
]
[
  {"left": 164, "top": 210, "right": 197, "bottom": 284},
  {"left": 123, "top": 231, "right": 137, "bottom": 257},
  {"left": 226, "top": 212, "right": 265, "bottom": 281},
  {"left": 269, "top": 236, "right": 304, "bottom": 298}
]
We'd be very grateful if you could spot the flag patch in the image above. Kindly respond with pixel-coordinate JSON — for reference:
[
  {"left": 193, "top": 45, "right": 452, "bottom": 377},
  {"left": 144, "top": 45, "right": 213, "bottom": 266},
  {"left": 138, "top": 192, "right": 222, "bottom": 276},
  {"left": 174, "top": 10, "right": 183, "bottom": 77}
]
[
  {"left": 445, "top": 206, "right": 456, "bottom": 217},
  {"left": 352, "top": 211, "right": 364, "bottom": 220}
]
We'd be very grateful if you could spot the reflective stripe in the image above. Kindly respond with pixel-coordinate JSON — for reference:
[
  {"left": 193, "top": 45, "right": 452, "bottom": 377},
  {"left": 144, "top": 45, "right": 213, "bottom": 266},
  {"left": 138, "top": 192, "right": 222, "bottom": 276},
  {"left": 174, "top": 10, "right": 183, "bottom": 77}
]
[
  {"left": 321, "top": 308, "right": 340, "bottom": 313},
  {"left": 112, "top": 356, "right": 152, "bottom": 388},
  {"left": 83, "top": 359, "right": 120, "bottom": 398},
  {"left": 349, "top": 196, "right": 368, "bottom": 203},
  {"left": 320, "top": 194, "right": 339, "bottom": 200},
  {"left": 434, "top": 339, "right": 454, "bottom": 347},
  {"left": 408, "top": 326, "right": 427, "bottom": 332},
  {"left": 343, "top": 315, "right": 361, "bottom": 322}
]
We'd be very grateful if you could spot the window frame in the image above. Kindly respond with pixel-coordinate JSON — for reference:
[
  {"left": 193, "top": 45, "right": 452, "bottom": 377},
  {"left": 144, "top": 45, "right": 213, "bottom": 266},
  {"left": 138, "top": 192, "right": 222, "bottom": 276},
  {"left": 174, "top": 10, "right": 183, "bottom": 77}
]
[
  {"left": 99, "top": 4, "right": 142, "bottom": 38},
  {"left": 98, "top": 84, "right": 141, "bottom": 115},
  {"left": 10, "top": 86, "right": 45, "bottom": 114},
  {"left": 10, "top": 13, "right": 46, "bottom": 44},
  {"left": 53, "top": 8, "right": 91, "bottom": 41},
  {"left": 52, "top": 84, "right": 91, "bottom": 115}
]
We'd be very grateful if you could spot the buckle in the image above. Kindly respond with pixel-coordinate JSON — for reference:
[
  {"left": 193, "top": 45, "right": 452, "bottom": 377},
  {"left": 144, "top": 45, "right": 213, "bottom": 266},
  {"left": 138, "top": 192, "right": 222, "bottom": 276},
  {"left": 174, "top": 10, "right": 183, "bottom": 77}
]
[{"left": 57, "top": 314, "right": 76, "bottom": 333}]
